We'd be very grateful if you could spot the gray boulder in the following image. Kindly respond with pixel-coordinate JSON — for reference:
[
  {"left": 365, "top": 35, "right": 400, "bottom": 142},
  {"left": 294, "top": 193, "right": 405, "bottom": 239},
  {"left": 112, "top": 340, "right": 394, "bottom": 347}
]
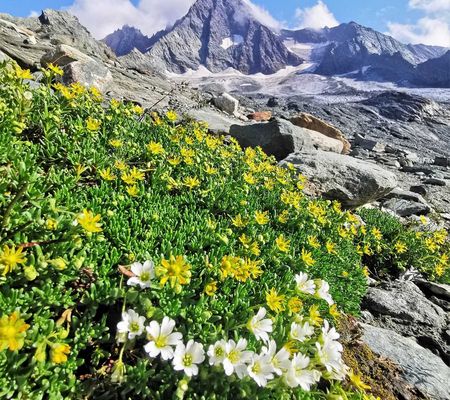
[
  {"left": 362, "top": 324, "right": 450, "bottom": 400},
  {"left": 213, "top": 93, "right": 239, "bottom": 115},
  {"left": 229, "top": 119, "right": 313, "bottom": 160},
  {"left": 41, "top": 44, "right": 93, "bottom": 67},
  {"left": 383, "top": 198, "right": 430, "bottom": 217},
  {"left": 364, "top": 281, "right": 447, "bottom": 328},
  {"left": 62, "top": 60, "right": 113, "bottom": 92},
  {"left": 280, "top": 150, "right": 397, "bottom": 207}
]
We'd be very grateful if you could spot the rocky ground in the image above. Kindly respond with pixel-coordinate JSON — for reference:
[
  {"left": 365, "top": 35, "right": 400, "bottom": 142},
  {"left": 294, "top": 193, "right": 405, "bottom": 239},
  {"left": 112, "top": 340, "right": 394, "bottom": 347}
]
[{"left": 1, "top": 9, "right": 450, "bottom": 399}]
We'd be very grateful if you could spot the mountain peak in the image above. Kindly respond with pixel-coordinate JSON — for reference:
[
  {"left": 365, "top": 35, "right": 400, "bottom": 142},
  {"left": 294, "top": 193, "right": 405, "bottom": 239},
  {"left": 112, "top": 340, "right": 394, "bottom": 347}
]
[{"left": 142, "top": 0, "right": 302, "bottom": 74}]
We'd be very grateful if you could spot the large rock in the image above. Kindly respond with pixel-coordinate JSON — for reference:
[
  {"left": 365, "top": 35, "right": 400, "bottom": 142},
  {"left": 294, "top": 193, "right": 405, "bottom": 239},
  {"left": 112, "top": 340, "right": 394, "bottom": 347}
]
[
  {"left": 213, "top": 93, "right": 239, "bottom": 115},
  {"left": 290, "top": 112, "right": 351, "bottom": 154},
  {"left": 41, "top": 44, "right": 93, "bottom": 67},
  {"left": 383, "top": 198, "right": 430, "bottom": 217},
  {"left": 62, "top": 60, "right": 113, "bottom": 92},
  {"left": 229, "top": 119, "right": 313, "bottom": 160},
  {"left": 363, "top": 281, "right": 446, "bottom": 328},
  {"left": 281, "top": 150, "right": 397, "bottom": 207},
  {"left": 362, "top": 324, "right": 450, "bottom": 400}
]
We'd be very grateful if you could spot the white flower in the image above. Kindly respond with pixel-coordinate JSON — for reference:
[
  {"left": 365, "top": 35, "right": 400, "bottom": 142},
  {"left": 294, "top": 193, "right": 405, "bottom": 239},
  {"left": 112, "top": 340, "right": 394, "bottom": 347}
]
[
  {"left": 290, "top": 321, "right": 314, "bottom": 342},
  {"left": 116, "top": 309, "right": 145, "bottom": 341},
  {"left": 321, "top": 320, "right": 340, "bottom": 344},
  {"left": 172, "top": 339, "right": 205, "bottom": 377},
  {"left": 223, "top": 338, "right": 253, "bottom": 378},
  {"left": 144, "top": 316, "right": 183, "bottom": 360},
  {"left": 247, "top": 353, "right": 275, "bottom": 387},
  {"left": 247, "top": 307, "right": 273, "bottom": 343},
  {"left": 295, "top": 272, "right": 316, "bottom": 295},
  {"left": 261, "top": 340, "right": 290, "bottom": 376},
  {"left": 316, "top": 280, "right": 334, "bottom": 305},
  {"left": 285, "top": 353, "right": 321, "bottom": 390},
  {"left": 207, "top": 339, "right": 227, "bottom": 366},
  {"left": 315, "top": 341, "right": 343, "bottom": 373},
  {"left": 127, "top": 260, "right": 155, "bottom": 289}
]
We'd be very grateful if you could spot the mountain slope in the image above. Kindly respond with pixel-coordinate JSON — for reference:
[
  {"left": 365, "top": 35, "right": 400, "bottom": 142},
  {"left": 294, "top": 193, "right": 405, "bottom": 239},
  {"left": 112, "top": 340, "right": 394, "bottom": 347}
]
[
  {"left": 282, "top": 22, "right": 448, "bottom": 82},
  {"left": 103, "top": 25, "right": 154, "bottom": 56},
  {"left": 414, "top": 50, "right": 450, "bottom": 88},
  {"left": 124, "top": 0, "right": 302, "bottom": 74}
]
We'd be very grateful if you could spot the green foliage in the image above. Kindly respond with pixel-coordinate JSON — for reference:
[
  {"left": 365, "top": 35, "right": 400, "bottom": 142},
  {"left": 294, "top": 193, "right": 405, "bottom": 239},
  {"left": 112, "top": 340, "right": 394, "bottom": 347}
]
[
  {"left": 357, "top": 208, "right": 449, "bottom": 282},
  {"left": 0, "top": 60, "right": 445, "bottom": 399}
]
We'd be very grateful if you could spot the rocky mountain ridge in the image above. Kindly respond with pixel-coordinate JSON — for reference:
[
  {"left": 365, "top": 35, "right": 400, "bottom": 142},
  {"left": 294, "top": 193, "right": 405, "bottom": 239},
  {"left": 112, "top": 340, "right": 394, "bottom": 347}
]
[{"left": 102, "top": 1, "right": 450, "bottom": 87}]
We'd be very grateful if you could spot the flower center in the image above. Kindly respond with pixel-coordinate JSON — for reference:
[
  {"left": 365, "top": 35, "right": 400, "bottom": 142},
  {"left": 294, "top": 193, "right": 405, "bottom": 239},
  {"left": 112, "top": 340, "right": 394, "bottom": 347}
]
[
  {"left": 155, "top": 336, "right": 167, "bottom": 348},
  {"left": 214, "top": 347, "right": 224, "bottom": 357},
  {"left": 130, "top": 322, "right": 140, "bottom": 333},
  {"left": 183, "top": 354, "right": 192, "bottom": 367},
  {"left": 140, "top": 272, "right": 150, "bottom": 282},
  {"left": 251, "top": 362, "right": 261, "bottom": 374},
  {"left": 228, "top": 349, "right": 240, "bottom": 363},
  {"left": 1, "top": 326, "right": 17, "bottom": 339}
]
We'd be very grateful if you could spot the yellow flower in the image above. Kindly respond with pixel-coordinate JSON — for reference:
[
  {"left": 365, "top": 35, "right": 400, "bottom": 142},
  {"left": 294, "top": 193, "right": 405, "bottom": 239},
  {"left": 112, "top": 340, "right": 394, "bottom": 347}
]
[
  {"left": 47, "top": 63, "right": 64, "bottom": 76},
  {"left": 341, "top": 271, "right": 349, "bottom": 278},
  {"left": 348, "top": 369, "right": 371, "bottom": 391},
  {"left": 50, "top": 343, "right": 71, "bottom": 364},
  {"left": 419, "top": 215, "right": 428, "bottom": 225},
  {"left": 183, "top": 176, "right": 200, "bottom": 189},
  {"left": 425, "top": 238, "right": 438, "bottom": 253},
  {"left": 204, "top": 281, "right": 218, "bottom": 296},
  {"left": 329, "top": 304, "right": 340, "bottom": 320},
  {"left": 77, "top": 209, "right": 102, "bottom": 233},
  {"left": 287, "top": 297, "right": 303, "bottom": 313},
  {"left": 166, "top": 110, "right": 178, "bottom": 121},
  {"left": 109, "top": 139, "right": 123, "bottom": 148},
  {"left": 99, "top": 167, "right": 116, "bottom": 181},
  {"left": 283, "top": 340, "right": 299, "bottom": 356},
  {"left": 249, "top": 241, "right": 260, "bottom": 256},
  {"left": 326, "top": 241, "right": 337, "bottom": 254},
  {"left": 243, "top": 173, "right": 256, "bottom": 185},
  {"left": 275, "top": 234, "right": 290, "bottom": 253},
  {"left": 0, "top": 311, "right": 29, "bottom": 351},
  {"left": 131, "top": 104, "right": 144, "bottom": 115},
  {"left": 147, "top": 141, "right": 165, "bottom": 155},
  {"left": 394, "top": 241, "right": 407, "bottom": 254},
  {"left": 180, "top": 148, "right": 195, "bottom": 159},
  {"left": 15, "top": 66, "right": 33, "bottom": 80},
  {"left": 266, "top": 288, "right": 285, "bottom": 313},
  {"left": 301, "top": 248, "right": 315, "bottom": 267},
  {"left": 46, "top": 218, "right": 58, "bottom": 230},
  {"left": 130, "top": 167, "right": 145, "bottom": 181},
  {"left": 168, "top": 156, "right": 182, "bottom": 166},
  {"left": 156, "top": 255, "right": 192, "bottom": 291},
  {"left": 231, "top": 214, "right": 247, "bottom": 228},
  {"left": 121, "top": 171, "right": 136, "bottom": 185},
  {"left": 90, "top": 87, "right": 102, "bottom": 101},
  {"left": 127, "top": 185, "right": 139, "bottom": 197},
  {"left": 308, "top": 236, "right": 321, "bottom": 249},
  {"left": 0, "top": 245, "right": 27, "bottom": 276},
  {"left": 114, "top": 160, "right": 127, "bottom": 171},
  {"left": 277, "top": 210, "right": 289, "bottom": 224},
  {"left": 254, "top": 211, "right": 269, "bottom": 225},
  {"left": 86, "top": 117, "right": 101, "bottom": 132},
  {"left": 308, "top": 304, "right": 323, "bottom": 326},
  {"left": 204, "top": 165, "right": 218, "bottom": 175},
  {"left": 371, "top": 227, "right": 382, "bottom": 241}
]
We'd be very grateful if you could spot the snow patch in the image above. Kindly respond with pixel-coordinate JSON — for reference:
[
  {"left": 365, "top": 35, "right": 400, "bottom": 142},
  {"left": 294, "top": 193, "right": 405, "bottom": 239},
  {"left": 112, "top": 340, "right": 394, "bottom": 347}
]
[{"left": 221, "top": 35, "right": 244, "bottom": 50}]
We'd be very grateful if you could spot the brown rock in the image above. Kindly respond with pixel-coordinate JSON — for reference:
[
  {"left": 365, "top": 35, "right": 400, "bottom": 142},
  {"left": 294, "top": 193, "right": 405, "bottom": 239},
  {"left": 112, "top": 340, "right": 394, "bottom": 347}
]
[
  {"left": 290, "top": 112, "right": 351, "bottom": 154},
  {"left": 247, "top": 111, "right": 272, "bottom": 122}
]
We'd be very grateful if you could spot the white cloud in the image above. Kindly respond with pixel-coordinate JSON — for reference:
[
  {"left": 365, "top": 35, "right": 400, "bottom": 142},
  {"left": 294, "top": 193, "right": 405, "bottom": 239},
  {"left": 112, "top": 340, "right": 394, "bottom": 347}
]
[
  {"left": 295, "top": 0, "right": 339, "bottom": 30},
  {"left": 387, "top": 0, "right": 450, "bottom": 46},
  {"left": 242, "top": 0, "right": 282, "bottom": 30},
  {"left": 68, "top": 0, "right": 195, "bottom": 39},
  {"left": 28, "top": 10, "right": 40, "bottom": 18},
  {"left": 409, "top": 0, "right": 450, "bottom": 12},
  {"left": 388, "top": 17, "right": 450, "bottom": 47}
]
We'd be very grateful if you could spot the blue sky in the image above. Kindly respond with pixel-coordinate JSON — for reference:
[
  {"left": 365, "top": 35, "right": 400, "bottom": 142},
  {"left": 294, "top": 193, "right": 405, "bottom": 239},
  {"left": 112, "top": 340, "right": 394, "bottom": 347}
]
[{"left": 1, "top": 0, "right": 450, "bottom": 46}]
